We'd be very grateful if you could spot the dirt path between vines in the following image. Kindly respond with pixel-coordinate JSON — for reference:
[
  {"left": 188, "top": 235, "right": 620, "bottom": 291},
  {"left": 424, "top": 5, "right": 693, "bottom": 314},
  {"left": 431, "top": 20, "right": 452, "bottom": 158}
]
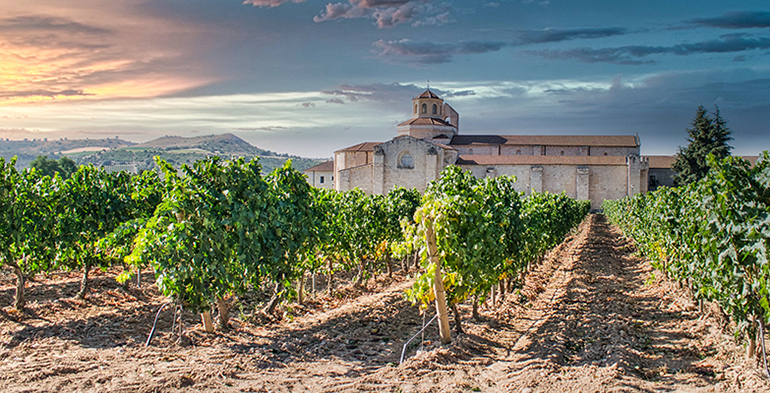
[{"left": 2, "top": 214, "right": 769, "bottom": 392}]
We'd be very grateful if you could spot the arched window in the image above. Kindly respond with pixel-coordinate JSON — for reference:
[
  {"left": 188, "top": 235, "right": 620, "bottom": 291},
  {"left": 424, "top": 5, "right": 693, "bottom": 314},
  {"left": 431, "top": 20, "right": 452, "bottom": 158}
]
[
  {"left": 468, "top": 149, "right": 474, "bottom": 155},
  {"left": 398, "top": 151, "right": 414, "bottom": 169},
  {"left": 516, "top": 150, "right": 521, "bottom": 155},
  {"left": 432, "top": 104, "right": 437, "bottom": 114},
  {"left": 421, "top": 103, "right": 427, "bottom": 114},
  {"left": 414, "top": 104, "right": 417, "bottom": 115},
  {"left": 560, "top": 151, "right": 565, "bottom": 156}
]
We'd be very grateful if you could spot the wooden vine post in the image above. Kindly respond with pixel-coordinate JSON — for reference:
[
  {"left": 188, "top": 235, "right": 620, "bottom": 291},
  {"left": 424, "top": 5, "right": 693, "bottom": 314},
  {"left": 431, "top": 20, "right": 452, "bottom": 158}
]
[
  {"left": 425, "top": 218, "right": 452, "bottom": 345},
  {"left": 201, "top": 311, "right": 214, "bottom": 333}
]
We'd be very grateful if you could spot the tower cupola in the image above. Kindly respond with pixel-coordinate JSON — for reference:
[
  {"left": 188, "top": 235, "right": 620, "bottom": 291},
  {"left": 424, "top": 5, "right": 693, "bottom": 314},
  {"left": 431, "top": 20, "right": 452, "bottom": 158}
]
[
  {"left": 413, "top": 89, "right": 443, "bottom": 119},
  {"left": 397, "top": 88, "right": 460, "bottom": 140}
]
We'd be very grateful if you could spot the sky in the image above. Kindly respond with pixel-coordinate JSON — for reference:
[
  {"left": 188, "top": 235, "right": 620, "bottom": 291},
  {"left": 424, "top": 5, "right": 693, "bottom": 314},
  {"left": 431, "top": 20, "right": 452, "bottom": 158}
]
[{"left": 0, "top": 0, "right": 768, "bottom": 158}]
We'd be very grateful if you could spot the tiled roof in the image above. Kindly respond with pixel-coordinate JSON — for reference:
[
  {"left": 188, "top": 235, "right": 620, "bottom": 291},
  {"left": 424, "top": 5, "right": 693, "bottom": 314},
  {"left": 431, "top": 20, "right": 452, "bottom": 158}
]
[
  {"left": 645, "top": 155, "right": 760, "bottom": 169},
  {"left": 397, "top": 117, "right": 455, "bottom": 127},
  {"left": 449, "top": 135, "right": 639, "bottom": 147},
  {"left": 456, "top": 155, "right": 628, "bottom": 166},
  {"left": 417, "top": 89, "right": 440, "bottom": 99},
  {"left": 645, "top": 155, "right": 677, "bottom": 169},
  {"left": 303, "top": 160, "right": 334, "bottom": 172},
  {"left": 335, "top": 142, "right": 381, "bottom": 153},
  {"left": 741, "top": 156, "right": 760, "bottom": 166}
]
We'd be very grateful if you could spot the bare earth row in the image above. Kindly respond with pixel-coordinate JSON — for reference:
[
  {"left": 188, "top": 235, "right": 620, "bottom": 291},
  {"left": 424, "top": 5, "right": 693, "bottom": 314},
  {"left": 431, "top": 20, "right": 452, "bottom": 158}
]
[{"left": 1, "top": 214, "right": 768, "bottom": 392}]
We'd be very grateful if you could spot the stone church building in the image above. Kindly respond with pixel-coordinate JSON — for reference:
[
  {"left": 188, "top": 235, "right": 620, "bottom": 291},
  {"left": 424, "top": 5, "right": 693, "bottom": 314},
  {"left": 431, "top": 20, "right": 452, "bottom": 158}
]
[{"left": 307, "top": 89, "right": 649, "bottom": 209}]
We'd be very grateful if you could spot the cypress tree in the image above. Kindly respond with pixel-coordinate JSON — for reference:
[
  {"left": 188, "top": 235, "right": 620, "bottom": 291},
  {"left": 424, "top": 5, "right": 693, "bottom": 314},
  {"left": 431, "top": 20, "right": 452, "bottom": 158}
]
[{"left": 672, "top": 105, "right": 733, "bottom": 186}]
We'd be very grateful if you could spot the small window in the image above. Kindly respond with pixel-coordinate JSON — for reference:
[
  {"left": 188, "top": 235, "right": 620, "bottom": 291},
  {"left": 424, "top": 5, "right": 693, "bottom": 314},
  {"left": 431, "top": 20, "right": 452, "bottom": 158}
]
[
  {"left": 604, "top": 152, "right": 608, "bottom": 156},
  {"left": 421, "top": 103, "right": 427, "bottom": 114},
  {"left": 320, "top": 176, "right": 325, "bottom": 184},
  {"left": 560, "top": 151, "right": 565, "bottom": 156},
  {"left": 432, "top": 104, "right": 437, "bottom": 114},
  {"left": 516, "top": 150, "right": 521, "bottom": 155},
  {"left": 468, "top": 149, "right": 474, "bottom": 155},
  {"left": 399, "top": 152, "right": 414, "bottom": 168},
  {"left": 414, "top": 104, "right": 417, "bottom": 114}
]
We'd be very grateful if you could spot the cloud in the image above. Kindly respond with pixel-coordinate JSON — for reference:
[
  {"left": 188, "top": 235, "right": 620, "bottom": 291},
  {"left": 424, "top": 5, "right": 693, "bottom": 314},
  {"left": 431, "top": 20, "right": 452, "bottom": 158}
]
[
  {"left": 373, "top": 39, "right": 507, "bottom": 64},
  {"left": 0, "top": 15, "right": 111, "bottom": 35},
  {"left": 691, "top": 11, "right": 770, "bottom": 29},
  {"left": 235, "top": 126, "right": 288, "bottom": 131},
  {"left": 321, "top": 82, "right": 476, "bottom": 106},
  {"left": 522, "top": 0, "right": 550, "bottom": 6},
  {"left": 314, "top": 0, "right": 453, "bottom": 28},
  {"left": 322, "top": 82, "right": 419, "bottom": 103},
  {"left": 529, "top": 34, "right": 770, "bottom": 64},
  {"left": 371, "top": 28, "right": 627, "bottom": 65},
  {"left": 243, "top": 0, "right": 306, "bottom": 7},
  {"left": 0, "top": 11, "right": 216, "bottom": 105},
  {"left": 513, "top": 27, "right": 627, "bottom": 45},
  {"left": 0, "top": 89, "right": 91, "bottom": 99}
]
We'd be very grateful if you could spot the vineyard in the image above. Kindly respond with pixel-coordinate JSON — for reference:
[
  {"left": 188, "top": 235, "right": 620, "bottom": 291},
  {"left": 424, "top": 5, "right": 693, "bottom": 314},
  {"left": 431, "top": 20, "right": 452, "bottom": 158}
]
[
  {"left": 604, "top": 152, "right": 770, "bottom": 364},
  {"left": 1, "top": 154, "right": 770, "bottom": 392}
]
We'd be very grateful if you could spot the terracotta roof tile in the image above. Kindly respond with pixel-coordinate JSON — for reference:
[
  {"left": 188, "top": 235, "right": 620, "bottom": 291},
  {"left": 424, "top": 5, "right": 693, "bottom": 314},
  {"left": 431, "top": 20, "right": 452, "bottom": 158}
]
[
  {"left": 397, "top": 117, "right": 455, "bottom": 127},
  {"left": 450, "top": 135, "right": 638, "bottom": 147},
  {"left": 417, "top": 89, "right": 440, "bottom": 99},
  {"left": 303, "top": 160, "right": 334, "bottom": 172},
  {"left": 456, "top": 155, "right": 628, "bottom": 166},
  {"left": 335, "top": 142, "right": 381, "bottom": 153},
  {"left": 645, "top": 155, "right": 677, "bottom": 169},
  {"left": 741, "top": 155, "right": 760, "bottom": 165}
]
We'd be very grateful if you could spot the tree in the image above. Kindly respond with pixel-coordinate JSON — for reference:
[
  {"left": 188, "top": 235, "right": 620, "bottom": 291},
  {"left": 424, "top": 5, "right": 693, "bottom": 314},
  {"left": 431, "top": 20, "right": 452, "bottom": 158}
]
[
  {"left": 29, "top": 155, "right": 78, "bottom": 179},
  {"left": 58, "top": 157, "right": 77, "bottom": 178},
  {"left": 672, "top": 105, "right": 733, "bottom": 186}
]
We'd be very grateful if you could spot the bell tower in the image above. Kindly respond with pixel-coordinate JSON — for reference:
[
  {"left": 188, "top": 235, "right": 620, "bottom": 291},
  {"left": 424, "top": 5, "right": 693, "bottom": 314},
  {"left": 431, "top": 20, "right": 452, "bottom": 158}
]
[{"left": 397, "top": 88, "right": 459, "bottom": 140}]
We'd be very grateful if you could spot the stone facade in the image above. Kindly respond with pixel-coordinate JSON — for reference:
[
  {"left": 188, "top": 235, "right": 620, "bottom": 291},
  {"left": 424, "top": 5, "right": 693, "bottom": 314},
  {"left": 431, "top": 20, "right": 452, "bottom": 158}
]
[
  {"left": 328, "top": 89, "right": 650, "bottom": 209},
  {"left": 304, "top": 160, "right": 334, "bottom": 189}
]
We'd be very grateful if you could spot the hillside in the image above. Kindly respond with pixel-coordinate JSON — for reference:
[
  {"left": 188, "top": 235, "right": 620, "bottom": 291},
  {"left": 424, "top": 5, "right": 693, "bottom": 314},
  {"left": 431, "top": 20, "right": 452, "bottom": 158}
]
[
  {"left": 0, "top": 137, "right": 135, "bottom": 168},
  {"left": 134, "top": 133, "right": 268, "bottom": 156},
  {"left": 1, "top": 134, "right": 325, "bottom": 174}
]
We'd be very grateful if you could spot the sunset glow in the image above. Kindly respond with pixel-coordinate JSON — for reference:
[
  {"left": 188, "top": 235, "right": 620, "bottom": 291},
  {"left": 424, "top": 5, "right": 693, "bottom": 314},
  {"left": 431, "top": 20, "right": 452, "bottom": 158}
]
[{"left": 0, "top": 0, "right": 768, "bottom": 157}]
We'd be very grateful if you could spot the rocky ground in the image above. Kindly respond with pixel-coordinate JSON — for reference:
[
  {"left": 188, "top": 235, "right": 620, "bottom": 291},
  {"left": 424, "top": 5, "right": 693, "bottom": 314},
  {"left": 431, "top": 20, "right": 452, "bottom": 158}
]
[{"left": 1, "top": 214, "right": 769, "bottom": 392}]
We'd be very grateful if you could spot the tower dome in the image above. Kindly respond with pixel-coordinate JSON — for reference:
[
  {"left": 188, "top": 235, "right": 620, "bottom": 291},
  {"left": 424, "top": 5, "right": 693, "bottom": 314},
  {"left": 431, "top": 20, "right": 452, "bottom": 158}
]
[{"left": 397, "top": 88, "right": 459, "bottom": 140}]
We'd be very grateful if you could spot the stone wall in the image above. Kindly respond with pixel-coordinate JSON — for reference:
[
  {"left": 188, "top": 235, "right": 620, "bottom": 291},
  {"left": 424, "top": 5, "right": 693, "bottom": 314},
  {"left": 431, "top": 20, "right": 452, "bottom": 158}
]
[
  {"left": 377, "top": 136, "right": 448, "bottom": 193},
  {"left": 588, "top": 146, "right": 639, "bottom": 156},
  {"left": 460, "top": 162, "right": 637, "bottom": 210},
  {"left": 305, "top": 170, "right": 334, "bottom": 189},
  {"left": 649, "top": 168, "right": 675, "bottom": 191},
  {"left": 338, "top": 164, "right": 373, "bottom": 194},
  {"left": 588, "top": 165, "right": 628, "bottom": 210}
]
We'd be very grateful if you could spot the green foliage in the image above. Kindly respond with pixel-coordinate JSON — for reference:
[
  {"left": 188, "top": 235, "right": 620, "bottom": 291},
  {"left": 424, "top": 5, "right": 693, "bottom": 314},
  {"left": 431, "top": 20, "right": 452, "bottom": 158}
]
[
  {"left": 400, "top": 166, "right": 589, "bottom": 310},
  {"left": 127, "top": 158, "right": 323, "bottom": 312},
  {"left": 604, "top": 151, "right": 770, "bottom": 338},
  {"left": 0, "top": 157, "right": 60, "bottom": 273},
  {"left": 55, "top": 165, "right": 141, "bottom": 297},
  {"left": 0, "top": 157, "right": 61, "bottom": 309},
  {"left": 29, "top": 155, "right": 77, "bottom": 179},
  {"left": 128, "top": 157, "right": 267, "bottom": 311},
  {"left": 672, "top": 105, "right": 733, "bottom": 186},
  {"left": 306, "top": 186, "right": 420, "bottom": 287}
]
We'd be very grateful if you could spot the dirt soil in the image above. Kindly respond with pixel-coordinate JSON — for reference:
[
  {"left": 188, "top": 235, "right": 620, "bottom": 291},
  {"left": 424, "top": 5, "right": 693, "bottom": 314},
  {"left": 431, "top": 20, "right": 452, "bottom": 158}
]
[{"left": 2, "top": 213, "right": 769, "bottom": 392}]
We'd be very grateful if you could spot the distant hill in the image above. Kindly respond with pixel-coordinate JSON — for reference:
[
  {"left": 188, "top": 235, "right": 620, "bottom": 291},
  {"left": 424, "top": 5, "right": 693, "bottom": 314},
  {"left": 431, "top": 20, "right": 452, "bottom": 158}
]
[
  {"left": 0, "top": 137, "right": 135, "bottom": 168},
  {"left": 1, "top": 133, "right": 325, "bottom": 174},
  {"left": 135, "top": 133, "right": 267, "bottom": 155}
]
